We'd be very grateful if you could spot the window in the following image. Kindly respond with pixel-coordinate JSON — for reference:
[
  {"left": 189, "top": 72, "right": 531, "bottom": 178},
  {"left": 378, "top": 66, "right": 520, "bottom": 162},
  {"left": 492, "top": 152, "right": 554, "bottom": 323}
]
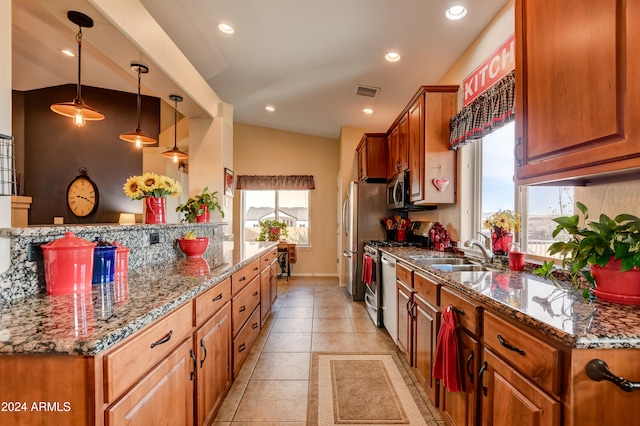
[{"left": 241, "top": 189, "right": 310, "bottom": 245}]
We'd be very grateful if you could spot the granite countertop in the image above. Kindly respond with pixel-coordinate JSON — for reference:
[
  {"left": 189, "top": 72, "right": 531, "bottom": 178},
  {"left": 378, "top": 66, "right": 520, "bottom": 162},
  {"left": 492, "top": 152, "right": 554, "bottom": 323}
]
[
  {"left": 381, "top": 247, "right": 640, "bottom": 350},
  {"left": 0, "top": 241, "right": 277, "bottom": 356}
]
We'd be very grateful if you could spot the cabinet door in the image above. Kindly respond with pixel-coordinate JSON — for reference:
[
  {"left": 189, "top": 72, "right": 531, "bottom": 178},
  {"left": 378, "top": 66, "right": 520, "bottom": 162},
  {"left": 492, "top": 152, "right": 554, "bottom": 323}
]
[
  {"left": 398, "top": 113, "right": 409, "bottom": 173},
  {"left": 195, "top": 304, "right": 231, "bottom": 426},
  {"left": 480, "top": 349, "right": 560, "bottom": 426},
  {"left": 270, "top": 261, "right": 278, "bottom": 304},
  {"left": 396, "top": 280, "right": 413, "bottom": 364},
  {"left": 260, "top": 267, "right": 271, "bottom": 326},
  {"left": 439, "top": 330, "right": 480, "bottom": 426},
  {"left": 412, "top": 294, "right": 440, "bottom": 406},
  {"left": 358, "top": 133, "right": 388, "bottom": 181},
  {"left": 515, "top": 0, "right": 640, "bottom": 184},
  {"left": 408, "top": 96, "right": 424, "bottom": 201},
  {"left": 387, "top": 125, "right": 399, "bottom": 178},
  {"left": 106, "top": 338, "right": 194, "bottom": 426}
]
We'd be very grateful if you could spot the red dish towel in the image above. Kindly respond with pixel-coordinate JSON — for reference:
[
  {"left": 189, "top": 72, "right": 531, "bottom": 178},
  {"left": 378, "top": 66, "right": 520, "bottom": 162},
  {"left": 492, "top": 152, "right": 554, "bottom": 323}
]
[
  {"left": 433, "top": 305, "right": 463, "bottom": 392},
  {"left": 362, "top": 254, "right": 375, "bottom": 286}
]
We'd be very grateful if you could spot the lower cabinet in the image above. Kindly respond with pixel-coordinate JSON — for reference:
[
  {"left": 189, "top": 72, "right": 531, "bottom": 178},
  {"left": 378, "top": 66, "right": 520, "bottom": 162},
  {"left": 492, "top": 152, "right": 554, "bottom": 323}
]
[
  {"left": 412, "top": 293, "right": 440, "bottom": 406},
  {"left": 232, "top": 307, "right": 261, "bottom": 378},
  {"left": 396, "top": 279, "right": 413, "bottom": 364},
  {"left": 105, "top": 337, "right": 195, "bottom": 426}
]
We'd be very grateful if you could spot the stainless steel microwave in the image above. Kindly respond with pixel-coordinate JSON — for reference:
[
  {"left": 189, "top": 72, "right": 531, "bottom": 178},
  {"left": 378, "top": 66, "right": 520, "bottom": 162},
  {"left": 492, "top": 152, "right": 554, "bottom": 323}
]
[{"left": 387, "top": 170, "right": 410, "bottom": 209}]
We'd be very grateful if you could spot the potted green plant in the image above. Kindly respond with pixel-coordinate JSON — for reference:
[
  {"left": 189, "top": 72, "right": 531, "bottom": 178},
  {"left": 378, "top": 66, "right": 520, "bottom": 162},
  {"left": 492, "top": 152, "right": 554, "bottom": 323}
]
[
  {"left": 533, "top": 202, "right": 640, "bottom": 303},
  {"left": 176, "top": 187, "right": 224, "bottom": 223},
  {"left": 256, "top": 219, "right": 288, "bottom": 241}
]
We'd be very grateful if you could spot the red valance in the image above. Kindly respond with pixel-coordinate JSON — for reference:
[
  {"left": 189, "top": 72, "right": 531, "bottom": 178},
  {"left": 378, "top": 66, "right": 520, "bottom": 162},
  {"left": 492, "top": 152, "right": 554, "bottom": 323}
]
[{"left": 236, "top": 175, "right": 315, "bottom": 190}]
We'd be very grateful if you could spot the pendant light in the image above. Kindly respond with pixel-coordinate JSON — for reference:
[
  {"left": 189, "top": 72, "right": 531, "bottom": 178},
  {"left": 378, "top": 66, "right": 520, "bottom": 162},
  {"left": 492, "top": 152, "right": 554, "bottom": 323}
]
[
  {"left": 161, "top": 95, "right": 189, "bottom": 163},
  {"left": 50, "top": 11, "right": 105, "bottom": 127},
  {"left": 119, "top": 62, "right": 156, "bottom": 148}
]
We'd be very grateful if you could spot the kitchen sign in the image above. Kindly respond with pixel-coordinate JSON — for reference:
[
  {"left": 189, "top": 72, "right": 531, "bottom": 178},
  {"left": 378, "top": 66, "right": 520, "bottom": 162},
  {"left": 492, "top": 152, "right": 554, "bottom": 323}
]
[{"left": 463, "top": 33, "right": 515, "bottom": 106}]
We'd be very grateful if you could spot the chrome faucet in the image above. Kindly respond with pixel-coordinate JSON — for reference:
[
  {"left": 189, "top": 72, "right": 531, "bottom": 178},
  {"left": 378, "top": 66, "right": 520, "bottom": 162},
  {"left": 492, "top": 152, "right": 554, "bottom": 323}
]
[{"left": 463, "top": 237, "right": 493, "bottom": 263}]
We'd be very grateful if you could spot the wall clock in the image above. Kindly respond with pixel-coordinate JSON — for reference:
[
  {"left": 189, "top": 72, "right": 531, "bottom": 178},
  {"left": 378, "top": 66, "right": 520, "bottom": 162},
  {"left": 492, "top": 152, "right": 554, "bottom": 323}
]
[{"left": 67, "top": 167, "right": 99, "bottom": 217}]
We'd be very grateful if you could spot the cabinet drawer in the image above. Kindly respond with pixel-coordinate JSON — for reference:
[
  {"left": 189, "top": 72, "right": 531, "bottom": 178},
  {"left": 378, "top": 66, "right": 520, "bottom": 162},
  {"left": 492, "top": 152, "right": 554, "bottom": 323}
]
[
  {"left": 194, "top": 277, "right": 231, "bottom": 327},
  {"left": 414, "top": 271, "right": 439, "bottom": 307},
  {"left": 483, "top": 311, "right": 560, "bottom": 396},
  {"left": 231, "top": 275, "right": 261, "bottom": 336},
  {"left": 397, "top": 262, "right": 413, "bottom": 286},
  {"left": 261, "top": 248, "right": 278, "bottom": 269},
  {"left": 232, "top": 259, "right": 261, "bottom": 295},
  {"left": 103, "top": 302, "right": 193, "bottom": 403},
  {"left": 440, "top": 286, "right": 482, "bottom": 336},
  {"left": 232, "top": 306, "right": 261, "bottom": 378}
]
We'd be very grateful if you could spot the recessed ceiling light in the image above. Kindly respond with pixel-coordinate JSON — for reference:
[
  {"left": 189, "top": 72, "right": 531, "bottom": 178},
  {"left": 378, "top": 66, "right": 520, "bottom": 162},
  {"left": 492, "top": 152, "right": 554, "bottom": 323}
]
[
  {"left": 218, "top": 23, "right": 235, "bottom": 34},
  {"left": 385, "top": 52, "right": 401, "bottom": 62},
  {"left": 446, "top": 5, "right": 467, "bottom": 20},
  {"left": 59, "top": 49, "right": 76, "bottom": 57},
  {"left": 265, "top": 105, "right": 275, "bottom": 112},
  {"left": 363, "top": 108, "right": 374, "bottom": 114}
]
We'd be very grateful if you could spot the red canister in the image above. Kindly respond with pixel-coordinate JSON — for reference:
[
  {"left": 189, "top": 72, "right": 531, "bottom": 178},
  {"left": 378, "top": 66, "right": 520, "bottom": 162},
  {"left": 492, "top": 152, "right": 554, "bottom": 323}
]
[
  {"left": 113, "top": 241, "right": 130, "bottom": 278},
  {"left": 42, "top": 232, "right": 96, "bottom": 295}
]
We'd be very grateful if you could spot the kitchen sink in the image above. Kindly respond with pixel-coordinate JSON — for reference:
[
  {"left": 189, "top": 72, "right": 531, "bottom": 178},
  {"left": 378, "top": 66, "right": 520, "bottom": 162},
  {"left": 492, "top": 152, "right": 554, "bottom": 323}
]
[{"left": 408, "top": 256, "right": 469, "bottom": 264}]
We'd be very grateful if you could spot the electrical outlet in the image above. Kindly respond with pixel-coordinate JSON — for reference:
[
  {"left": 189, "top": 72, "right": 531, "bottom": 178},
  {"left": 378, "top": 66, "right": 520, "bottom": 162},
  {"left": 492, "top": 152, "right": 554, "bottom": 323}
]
[
  {"left": 28, "top": 242, "right": 45, "bottom": 262},
  {"left": 149, "top": 232, "right": 160, "bottom": 245}
]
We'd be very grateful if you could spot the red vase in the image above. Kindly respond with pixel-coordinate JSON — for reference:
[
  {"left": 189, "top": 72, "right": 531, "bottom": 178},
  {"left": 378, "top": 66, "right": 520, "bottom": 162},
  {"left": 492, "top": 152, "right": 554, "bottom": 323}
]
[
  {"left": 591, "top": 258, "right": 640, "bottom": 305},
  {"left": 491, "top": 229, "right": 513, "bottom": 255},
  {"left": 196, "top": 204, "right": 210, "bottom": 223},
  {"left": 145, "top": 197, "right": 166, "bottom": 224}
]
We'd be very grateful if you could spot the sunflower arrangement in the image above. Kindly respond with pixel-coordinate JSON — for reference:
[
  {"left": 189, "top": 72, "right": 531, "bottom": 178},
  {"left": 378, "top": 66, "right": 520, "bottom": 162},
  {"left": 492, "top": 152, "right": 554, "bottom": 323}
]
[
  {"left": 123, "top": 172, "right": 182, "bottom": 200},
  {"left": 484, "top": 209, "right": 521, "bottom": 233}
]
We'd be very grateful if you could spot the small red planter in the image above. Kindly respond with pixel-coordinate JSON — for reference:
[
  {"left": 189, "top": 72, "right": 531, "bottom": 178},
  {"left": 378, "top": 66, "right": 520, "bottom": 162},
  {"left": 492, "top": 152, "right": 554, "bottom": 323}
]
[
  {"left": 196, "top": 204, "right": 210, "bottom": 223},
  {"left": 177, "top": 237, "right": 210, "bottom": 257},
  {"left": 591, "top": 258, "right": 640, "bottom": 305}
]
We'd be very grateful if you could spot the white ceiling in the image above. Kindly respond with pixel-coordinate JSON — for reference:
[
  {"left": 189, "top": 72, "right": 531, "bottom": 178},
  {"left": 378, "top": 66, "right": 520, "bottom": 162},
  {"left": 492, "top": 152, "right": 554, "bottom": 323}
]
[{"left": 12, "top": 0, "right": 508, "bottom": 139}]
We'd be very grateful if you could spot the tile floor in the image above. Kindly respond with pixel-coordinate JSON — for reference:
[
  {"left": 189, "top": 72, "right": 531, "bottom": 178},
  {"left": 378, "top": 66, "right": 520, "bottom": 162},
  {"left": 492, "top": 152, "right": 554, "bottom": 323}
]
[{"left": 213, "top": 276, "right": 445, "bottom": 425}]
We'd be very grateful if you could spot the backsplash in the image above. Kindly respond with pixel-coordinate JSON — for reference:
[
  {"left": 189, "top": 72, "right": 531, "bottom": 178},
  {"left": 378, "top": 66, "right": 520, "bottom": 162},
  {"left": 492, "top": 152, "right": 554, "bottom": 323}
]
[{"left": 0, "top": 223, "right": 226, "bottom": 303}]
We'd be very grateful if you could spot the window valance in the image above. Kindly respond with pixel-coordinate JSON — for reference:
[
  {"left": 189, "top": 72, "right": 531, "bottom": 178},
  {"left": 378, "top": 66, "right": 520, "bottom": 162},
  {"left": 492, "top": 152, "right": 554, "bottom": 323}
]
[
  {"left": 449, "top": 70, "right": 515, "bottom": 150},
  {"left": 236, "top": 175, "right": 316, "bottom": 190}
]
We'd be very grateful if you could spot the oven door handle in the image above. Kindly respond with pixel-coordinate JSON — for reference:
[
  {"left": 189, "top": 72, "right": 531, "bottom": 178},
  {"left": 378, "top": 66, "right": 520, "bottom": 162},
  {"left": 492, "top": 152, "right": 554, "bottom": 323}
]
[
  {"left": 381, "top": 256, "right": 395, "bottom": 266},
  {"left": 364, "top": 292, "right": 378, "bottom": 312}
]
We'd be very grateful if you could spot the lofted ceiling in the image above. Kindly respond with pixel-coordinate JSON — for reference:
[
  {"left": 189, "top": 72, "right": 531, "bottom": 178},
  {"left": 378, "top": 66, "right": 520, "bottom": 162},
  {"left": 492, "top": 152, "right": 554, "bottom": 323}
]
[{"left": 12, "top": 0, "right": 509, "bottom": 139}]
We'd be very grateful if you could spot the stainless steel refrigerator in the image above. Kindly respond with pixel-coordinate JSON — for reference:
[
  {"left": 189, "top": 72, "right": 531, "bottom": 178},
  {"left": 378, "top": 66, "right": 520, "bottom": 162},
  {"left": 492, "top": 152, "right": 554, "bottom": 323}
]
[{"left": 342, "top": 181, "right": 388, "bottom": 301}]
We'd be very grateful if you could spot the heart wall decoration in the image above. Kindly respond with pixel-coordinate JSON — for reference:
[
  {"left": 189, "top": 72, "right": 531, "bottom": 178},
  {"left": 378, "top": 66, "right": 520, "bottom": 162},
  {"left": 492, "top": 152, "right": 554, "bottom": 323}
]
[{"left": 432, "top": 178, "right": 449, "bottom": 192}]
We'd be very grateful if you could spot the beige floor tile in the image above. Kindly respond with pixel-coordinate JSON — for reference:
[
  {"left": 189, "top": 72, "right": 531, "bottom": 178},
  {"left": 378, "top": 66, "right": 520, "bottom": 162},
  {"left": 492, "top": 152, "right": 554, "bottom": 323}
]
[
  {"left": 251, "top": 352, "right": 310, "bottom": 380},
  {"left": 280, "top": 296, "right": 315, "bottom": 307},
  {"left": 277, "top": 306, "right": 314, "bottom": 319},
  {"left": 313, "top": 295, "right": 347, "bottom": 307},
  {"left": 270, "top": 318, "right": 313, "bottom": 333},
  {"left": 262, "top": 332, "right": 312, "bottom": 352},
  {"left": 311, "top": 332, "right": 360, "bottom": 352},
  {"left": 214, "top": 379, "right": 249, "bottom": 421},
  {"left": 355, "top": 332, "right": 399, "bottom": 352},
  {"left": 233, "top": 380, "right": 308, "bottom": 422},
  {"left": 313, "top": 306, "right": 350, "bottom": 318},
  {"left": 351, "top": 316, "right": 381, "bottom": 332},
  {"left": 229, "top": 423, "right": 305, "bottom": 426},
  {"left": 346, "top": 303, "right": 370, "bottom": 318},
  {"left": 312, "top": 317, "right": 354, "bottom": 332}
]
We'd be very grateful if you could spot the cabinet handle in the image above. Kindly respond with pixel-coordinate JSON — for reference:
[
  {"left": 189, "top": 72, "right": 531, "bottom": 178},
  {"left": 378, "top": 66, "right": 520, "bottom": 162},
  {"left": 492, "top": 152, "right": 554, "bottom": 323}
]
[
  {"left": 199, "top": 338, "right": 207, "bottom": 368},
  {"left": 238, "top": 343, "right": 246, "bottom": 353},
  {"left": 189, "top": 349, "right": 197, "bottom": 381},
  {"left": 585, "top": 359, "right": 640, "bottom": 392},
  {"left": 514, "top": 137, "right": 523, "bottom": 167},
  {"left": 450, "top": 305, "right": 466, "bottom": 317},
  {"left": 253, "top": 291, "right": 259, "bottom": 297},
  {"left": 252, "top": 322, "right": 259, "bottom": 329},
  {"left": 497, "top": 334, "right": 525, "bottom": 355},
  {"left": 212, "top": 293, "right": 223, "bottom": 301},
  {"left": 253, "top": 266, "right": 259, "bottom": 271},
  {"left": 150, "top": 330, "right": 173, "bottom": 349},
  {"left": 239, "top": 276, "right": 246, "bottom": 282},
  {"left": 478, "top": 361, "right": 488, "bottom": 396},
  {"left": 466, "top": 351, "right": 474, "bottom": 384},
  {"left": 239, "top": 305, "right": 247, "bottom": 313}
]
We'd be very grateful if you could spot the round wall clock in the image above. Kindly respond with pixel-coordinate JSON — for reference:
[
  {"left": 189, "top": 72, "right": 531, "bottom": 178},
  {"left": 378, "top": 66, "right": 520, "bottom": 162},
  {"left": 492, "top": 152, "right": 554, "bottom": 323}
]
[{"left": 67, "top": 168, "right": 99, "bottom": 217}]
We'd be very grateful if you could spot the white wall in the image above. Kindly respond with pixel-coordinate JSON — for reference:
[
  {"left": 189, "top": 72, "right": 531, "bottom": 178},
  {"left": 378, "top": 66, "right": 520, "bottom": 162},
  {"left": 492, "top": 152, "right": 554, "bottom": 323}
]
[{"left": 0, "top": 0, "right": 11, "bottom": 273}]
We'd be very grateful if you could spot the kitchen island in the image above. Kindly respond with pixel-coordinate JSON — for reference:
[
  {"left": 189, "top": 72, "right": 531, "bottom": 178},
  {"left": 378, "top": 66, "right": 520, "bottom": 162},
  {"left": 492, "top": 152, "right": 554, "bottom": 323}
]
[{"left": 382, "top": 246, "right": 639, "bottom": 426}]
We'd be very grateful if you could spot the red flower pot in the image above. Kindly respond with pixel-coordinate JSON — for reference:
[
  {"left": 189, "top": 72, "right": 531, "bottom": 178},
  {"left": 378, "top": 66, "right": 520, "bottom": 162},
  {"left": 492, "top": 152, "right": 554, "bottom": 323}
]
[
  {"left": 591, "top": 258, "right": 640, "bottom": 305},
  {"left": 145, "top": 196, "right": 166, "bottom": 224},
  {"left": 196, "top": 204, "right": 210, "bottom": 223},
  {"left": 491, "top": 229, "right": 513, "bottom": 255}
]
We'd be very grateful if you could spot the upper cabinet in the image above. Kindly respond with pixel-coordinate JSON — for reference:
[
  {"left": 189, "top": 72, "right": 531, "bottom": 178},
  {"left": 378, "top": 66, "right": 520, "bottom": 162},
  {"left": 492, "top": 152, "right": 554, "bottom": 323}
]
[
  {"left": 387, "top": 113, "right": 409, "bottom": 179},
  {"left": 515, "top": 0, "right": 640, "bottom": 184},
  {"left": 357, "top": 133, "right": 387, "bottom": 182}
]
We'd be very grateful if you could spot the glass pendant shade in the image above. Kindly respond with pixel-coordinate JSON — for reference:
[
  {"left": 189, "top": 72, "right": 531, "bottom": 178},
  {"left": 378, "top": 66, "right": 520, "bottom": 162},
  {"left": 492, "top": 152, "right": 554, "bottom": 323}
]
[
  {"left": 50, "top": 11, "right": 104, "bottom": 126},
  {"left": 161, "top": 95, "right": 189, "bottom": 163},
  {"left": 119, "top": 63, "right": 156, "bottom": 148}
]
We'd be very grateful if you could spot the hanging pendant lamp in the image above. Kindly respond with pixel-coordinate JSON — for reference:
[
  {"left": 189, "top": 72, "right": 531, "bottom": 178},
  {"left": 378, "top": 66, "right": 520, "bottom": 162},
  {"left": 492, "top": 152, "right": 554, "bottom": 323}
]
[
  {"left": 50, "top": 11, "right": 105, "bottom": 127},
  {"left": 161, "top": 95, "right": 189, "bottom": 163},
  {"left": 119, "top": 62, "right": 156, "bottom": 148}
]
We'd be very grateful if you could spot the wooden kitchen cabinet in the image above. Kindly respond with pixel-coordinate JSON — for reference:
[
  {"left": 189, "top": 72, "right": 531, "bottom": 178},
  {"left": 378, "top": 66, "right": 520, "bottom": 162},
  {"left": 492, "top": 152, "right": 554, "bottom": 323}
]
[
  {"left": 396, "top": 263, "right": 414, "bottom": 364},
  {"left": 260, "top": 266, "right": 271, "bottom": 326},
  {"left": 515, "top": 0, "right": 640, "bottom": 184},
  {"left": 412, "top": 292, "right": 440, "bottom": 406},
  {"left": 357, "top": 133, "right": 387, "bottom": 182},
  {"left": 387, "top": 113, "right": 409, "bottom": 179}
]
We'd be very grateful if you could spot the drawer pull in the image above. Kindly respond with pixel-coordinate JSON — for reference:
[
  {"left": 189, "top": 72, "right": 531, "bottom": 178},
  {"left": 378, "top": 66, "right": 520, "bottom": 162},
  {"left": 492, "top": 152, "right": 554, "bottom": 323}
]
[
  {"left": 479, "top": 361, "right": 488, "bottom": 396},
  {"left": 586, "top": 359, "right": 640, "bottom": 392},
  {"left": 252, "top": 322, "right": 259, "bottom": 329},
  {"left": 253, "top": 266, "right": 259, "bottom": 271},
  {"left": 449, "top": 305, "right": 466, "bottom": 317},
  {"left": 239, "top": 276, "right": 246, "bottom": 282},
  {"left": 189, "top": 349, "right": 197, "bottom": 381},
  {"left": 199, "top": 338, "right": 207, "bottom": 367},
  {"left": 253, "top": 291, "right": 259, "bottom": 297},
  {"left": 238, "top": 343, "right": 246, "bottom": 353},
  {"left": 239, "top": 305, "right": 247, "bottom": 313},
  {"left": 497, "top": 334, "right": 525, "bottom": 355},
  {"left": 466, "top": 351, "right": 474, "bottom": 384},
  {"left": 150, "top": 330, "right": 173, "bottom": 349},
  {"left": 212, "top": 293, "right": 223, "bottom": 301}
]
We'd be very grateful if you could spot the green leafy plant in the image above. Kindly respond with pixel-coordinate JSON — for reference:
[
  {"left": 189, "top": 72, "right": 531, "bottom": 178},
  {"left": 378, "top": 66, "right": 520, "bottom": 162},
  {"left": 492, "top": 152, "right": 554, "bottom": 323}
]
[
  {"left": 256, "top": 219, "right": 288, "bottom": 241},
  {"left": 176, "top": 187, "right": 224, "bottom": 223},
  {"left": 533, "top": 202, "right": 640, "bottom": 297}
]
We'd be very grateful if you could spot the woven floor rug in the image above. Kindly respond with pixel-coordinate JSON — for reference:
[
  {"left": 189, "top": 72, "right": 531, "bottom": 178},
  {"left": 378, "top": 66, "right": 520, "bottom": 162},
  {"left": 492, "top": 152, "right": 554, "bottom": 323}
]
[{"left": 307, "top": 352, "right": 432, "bottom": 425}]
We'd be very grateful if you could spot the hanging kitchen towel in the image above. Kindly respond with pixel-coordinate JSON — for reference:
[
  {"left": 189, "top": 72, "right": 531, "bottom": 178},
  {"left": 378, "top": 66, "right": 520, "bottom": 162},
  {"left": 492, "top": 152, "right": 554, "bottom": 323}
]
[
  {"left": 433, "top": 305, "right": 463, "bottom": 392},
  {"left": 362, "top": 253, "right": 375, "bottom": 286}
]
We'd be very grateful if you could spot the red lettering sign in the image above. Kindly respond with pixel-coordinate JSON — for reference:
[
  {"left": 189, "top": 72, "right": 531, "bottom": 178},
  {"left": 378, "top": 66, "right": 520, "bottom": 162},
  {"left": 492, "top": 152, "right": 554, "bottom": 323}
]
[{"left": 462, "top": 34, "right": 515, "bottom": 106}]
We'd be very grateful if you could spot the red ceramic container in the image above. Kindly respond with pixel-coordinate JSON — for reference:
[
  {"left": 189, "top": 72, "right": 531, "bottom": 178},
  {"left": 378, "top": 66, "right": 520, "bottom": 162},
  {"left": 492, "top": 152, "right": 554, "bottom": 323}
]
[
  {"left": 42, "top": 232, "right": 96, "bottom": 295},
  {"left": 113, "top": 241, "right": 130, "bottom": 278},
  {"left": 178, "top": 237, "right": 209, "bottom": 257}
]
